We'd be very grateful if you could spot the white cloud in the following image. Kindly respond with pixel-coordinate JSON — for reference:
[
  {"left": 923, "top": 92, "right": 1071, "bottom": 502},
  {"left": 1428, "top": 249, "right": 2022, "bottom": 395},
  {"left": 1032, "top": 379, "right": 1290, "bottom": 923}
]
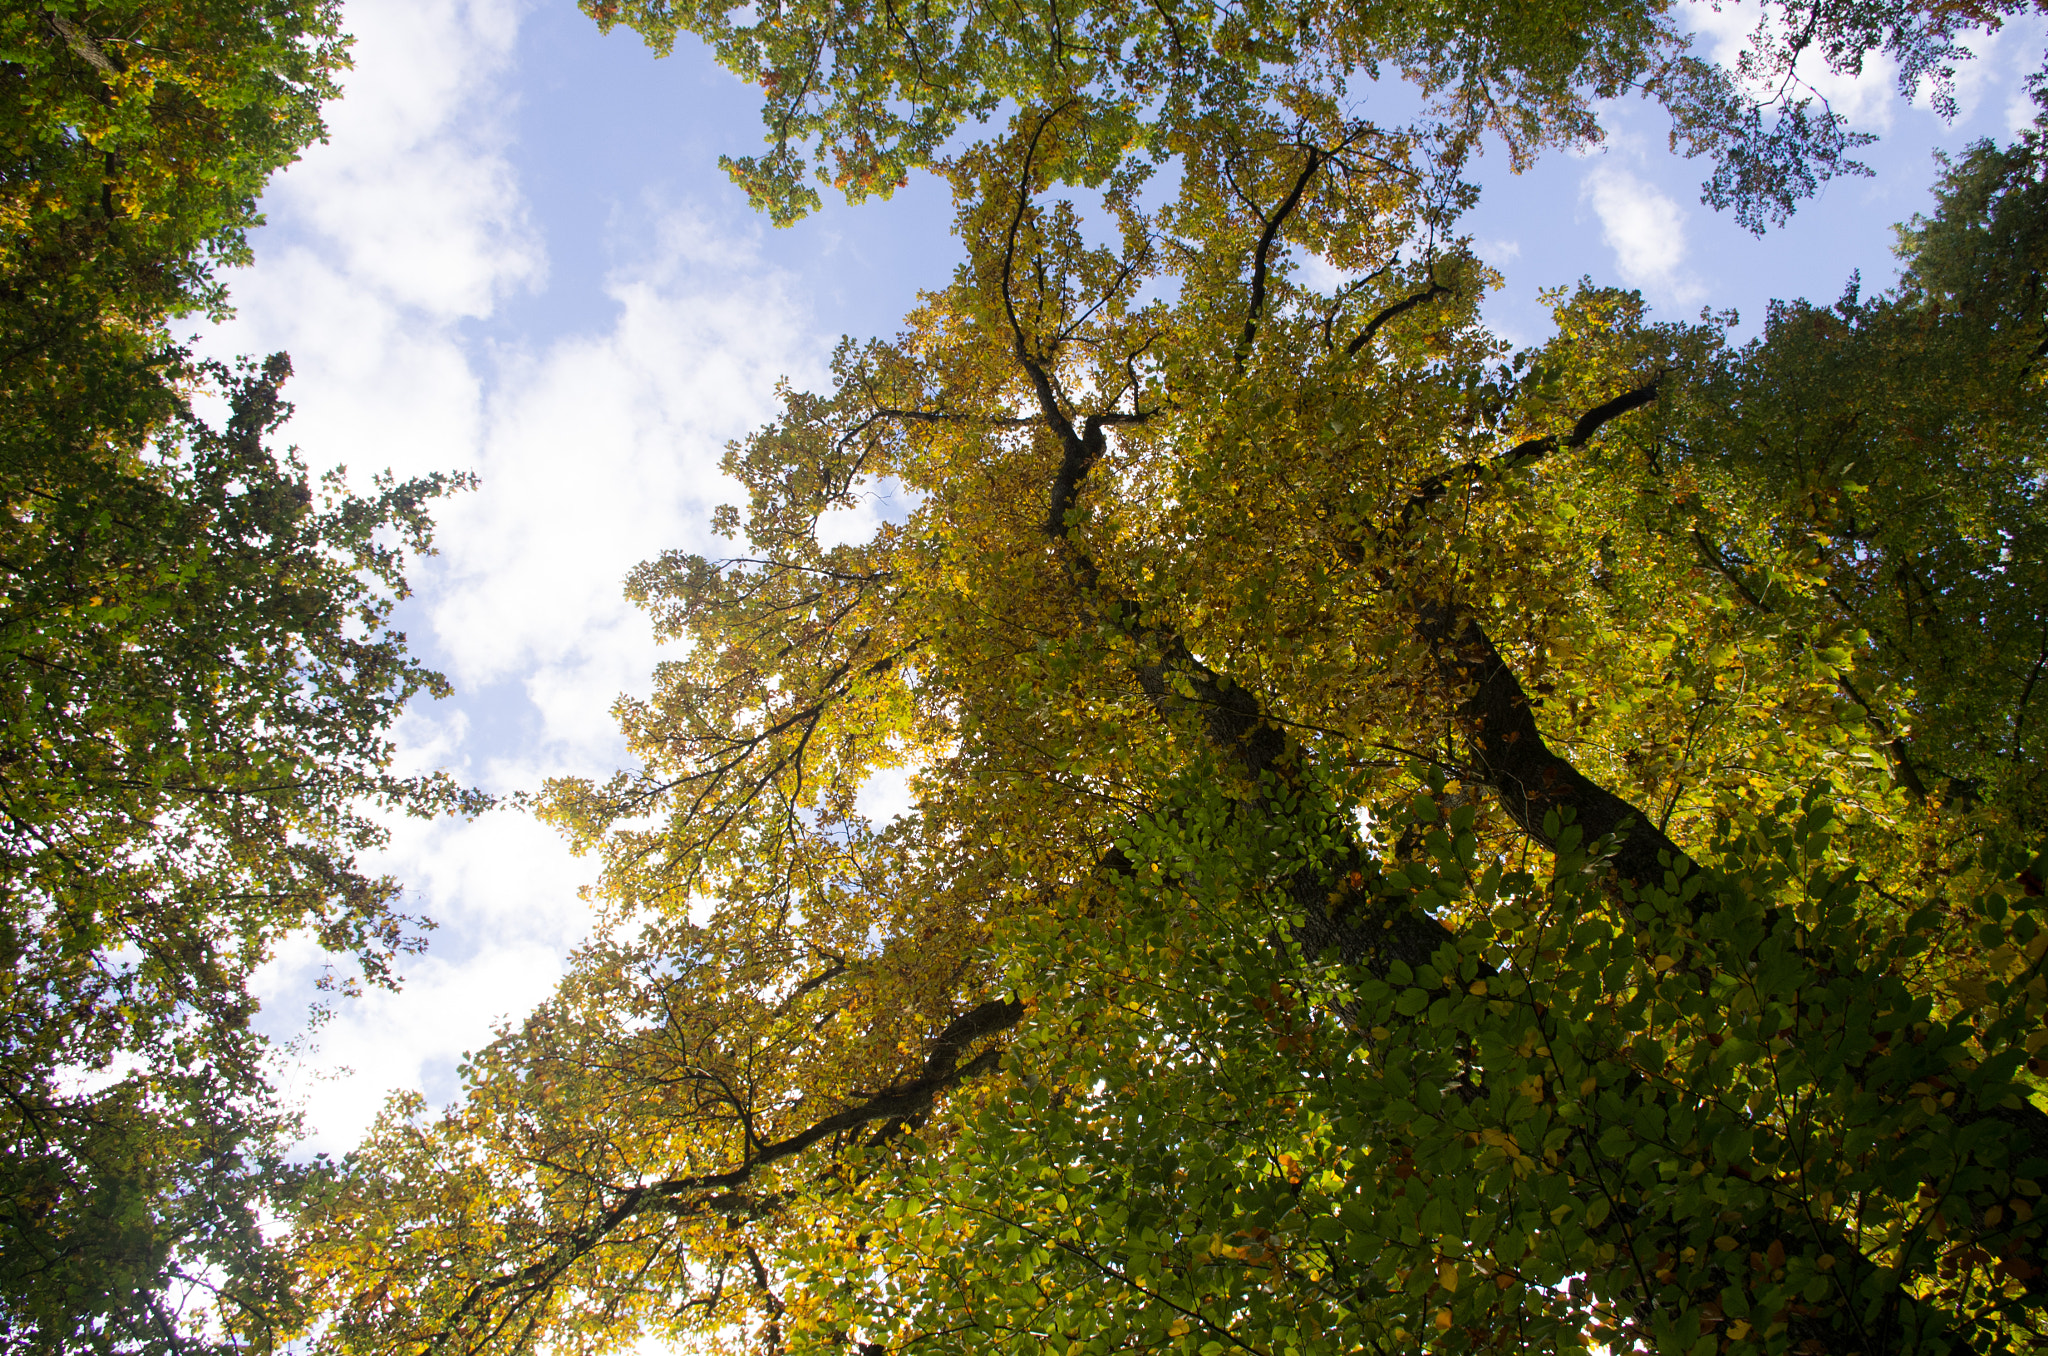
[
  {"left": 215, "top": 0, "right": 829, "bottom": 1152},
  {"left": 199, "top": 0, "right": 539, "bottom": 487},
  {"left": 1580, "top": 163, "right": 1707, "bottom": 306},
  {"left": 856, "top": 764, "right": 917, "bottom": 825},
  {"left": 1979, "top": 16, "right": 2048, "bottom": 133},
  {"left": 1884, "top": 10, "right": 2048, "bottom": 128},
  {"left": 426, "top": 206, "right": 818, "bottom": 732},
  {"left": 1678, "top": 0, "right": 2048, "bottom": 134},
  {"left": 275, "top": 0, "right": 542, "bottom": 321},
  {"left": 1805, "top": 50, "right": 1901, "bottom": 133},
  {"left": 1295, "top": 253, "right": 1354, "bottom": 293},
  {"left": 260, "top": 815, "right": 587, "bottom": 1150}
]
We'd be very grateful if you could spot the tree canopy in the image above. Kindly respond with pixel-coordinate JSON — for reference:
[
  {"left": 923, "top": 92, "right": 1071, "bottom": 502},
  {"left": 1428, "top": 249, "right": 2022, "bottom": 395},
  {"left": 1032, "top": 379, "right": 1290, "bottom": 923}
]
[
  {"left": 0, "top": 0, "right": 349, "bottom": 472},
  {"left": 289, "top": 12, "right": 2048, "bottom": 1356},
  {"left": 1, "top": 3, "right": 473, "bottom": 1350},
  {"left": 1, "top": 354, "right": 476, "bottom": 1353},
  {"left": 584, "top": 0, "right": 2030, "bottom": 229}
]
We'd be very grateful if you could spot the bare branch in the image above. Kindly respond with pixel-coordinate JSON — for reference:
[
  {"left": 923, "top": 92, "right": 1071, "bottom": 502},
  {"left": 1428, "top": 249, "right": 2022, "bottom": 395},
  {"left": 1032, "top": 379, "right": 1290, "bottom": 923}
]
[{"left": 867, "top": 407, "right": 1040, "bottom": 430}]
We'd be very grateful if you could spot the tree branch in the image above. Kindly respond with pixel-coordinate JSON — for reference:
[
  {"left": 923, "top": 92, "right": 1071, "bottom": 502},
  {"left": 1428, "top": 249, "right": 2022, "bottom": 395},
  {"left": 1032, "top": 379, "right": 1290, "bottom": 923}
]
[
  {"left": 428, "top": 994, "right": 1026, "bottom": 1350},
  {"left": 1236, "top": 146, "right": 1326, "bottom": 369},
  {"left": 1409, "top": 596, "right": 1681, "bottom": 886},
  {"left": 868, "top": 407, "right": 1041, "bottom": 429},
  {"left": 1344, "top": 275, "right": 1451, "bottom": 359},
  {"left": 46, "top": 13, "right": 119, "bottom": 78},
  {"left": 1396, "top": 375, "right": 1662, "bottom": 534}
]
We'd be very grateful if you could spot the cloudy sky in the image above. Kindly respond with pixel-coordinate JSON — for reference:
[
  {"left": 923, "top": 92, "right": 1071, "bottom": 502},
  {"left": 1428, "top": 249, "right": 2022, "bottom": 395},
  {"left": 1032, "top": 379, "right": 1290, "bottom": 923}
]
[{"left": 203, "top": 0, "right": 2045, "bottom": 1155}]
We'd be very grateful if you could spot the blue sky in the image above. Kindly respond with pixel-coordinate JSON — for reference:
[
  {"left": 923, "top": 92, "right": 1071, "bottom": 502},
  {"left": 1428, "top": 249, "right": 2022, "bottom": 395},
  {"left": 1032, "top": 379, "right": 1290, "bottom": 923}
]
[{"left": 197, "top": 0, "right": 2045, "bottom": 1152}]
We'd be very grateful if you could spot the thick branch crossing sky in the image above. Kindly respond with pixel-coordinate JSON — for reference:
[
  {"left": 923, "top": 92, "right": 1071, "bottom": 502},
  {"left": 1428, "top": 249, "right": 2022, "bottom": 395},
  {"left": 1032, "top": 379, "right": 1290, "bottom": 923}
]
[{"left": 200, "top": 0, "right": 2046, "bottom": 1155}]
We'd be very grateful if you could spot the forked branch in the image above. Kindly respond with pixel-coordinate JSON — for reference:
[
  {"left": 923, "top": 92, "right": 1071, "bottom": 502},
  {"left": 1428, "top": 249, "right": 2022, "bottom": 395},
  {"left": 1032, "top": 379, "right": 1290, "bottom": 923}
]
[{"left": 1237, "top": 144, "right": 1328, "bottom": 369}]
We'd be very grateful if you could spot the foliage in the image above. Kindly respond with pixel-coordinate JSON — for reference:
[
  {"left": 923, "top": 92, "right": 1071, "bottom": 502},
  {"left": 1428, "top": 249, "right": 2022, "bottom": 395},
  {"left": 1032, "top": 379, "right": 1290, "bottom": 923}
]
[
  {"left": 0, "top": 353, "right": 475, "bottom": 1353},
  {"left": 0, "top": 0, "right": 348, "bottom": 483},
  {"left": 580, "top": 0, "right": 2026, "bottom": 230},
  {"left": 288, "top": 43, "right": 2048, "bottom": 1356},
  {"left": 1894, "top": 79, "right": 2048, "bottom": 351},
  {"left": 0, "top": 0, "right": 346, "bottom": 316},
  {"left": 825, "top": 786, "right": 2046, "bottom": 1356},
  {"left": 0, "top": 5, "right": 483, "bottom": 1350}
]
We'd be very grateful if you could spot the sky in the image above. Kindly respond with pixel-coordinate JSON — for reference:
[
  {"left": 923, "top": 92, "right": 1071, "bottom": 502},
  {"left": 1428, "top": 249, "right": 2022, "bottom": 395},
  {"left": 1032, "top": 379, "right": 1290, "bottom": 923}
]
[{"left": 202, "top": 0, "right": 2046, "bottom": 1156}]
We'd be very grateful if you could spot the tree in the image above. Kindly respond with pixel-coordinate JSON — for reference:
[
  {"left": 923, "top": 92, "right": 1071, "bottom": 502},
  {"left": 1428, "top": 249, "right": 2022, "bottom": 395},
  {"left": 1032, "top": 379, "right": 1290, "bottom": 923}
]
[
  {"left": 0, "top": 354, "right": 475, "bottom": 1353},
  {"left": 292, "top": 20, "right": 2047, "bottom": 1356},
  {"left": 0, "top": 4, "right": 480, "bottom": 1349}
]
